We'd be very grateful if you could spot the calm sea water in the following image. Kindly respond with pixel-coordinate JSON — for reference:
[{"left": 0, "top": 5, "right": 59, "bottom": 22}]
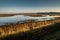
[{"left": 0, "top": 15, "right": 60, "bottom": 25}]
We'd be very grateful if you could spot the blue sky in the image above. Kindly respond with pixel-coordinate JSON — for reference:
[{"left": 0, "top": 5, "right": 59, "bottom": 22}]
[{"left": 0, "top": 0, "right": 60, "bottom": 13}]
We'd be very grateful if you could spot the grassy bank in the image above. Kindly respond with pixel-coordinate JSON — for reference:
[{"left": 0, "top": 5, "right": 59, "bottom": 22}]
[
  {"left": 0, "top": 23, "right": 60, "bottom": 40},
  {"left": 0, "top": 17, "right": 60, "bottom": 38}
]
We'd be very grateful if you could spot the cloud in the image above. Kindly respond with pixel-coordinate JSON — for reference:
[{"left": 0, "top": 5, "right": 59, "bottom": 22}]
[{"left": 0, "top": 7, "right": 60, "bottom": 13}]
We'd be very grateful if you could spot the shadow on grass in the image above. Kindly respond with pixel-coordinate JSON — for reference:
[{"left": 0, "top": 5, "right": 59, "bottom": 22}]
[{"left": 0, "top": 23, "right": 60, "bottom": 40}]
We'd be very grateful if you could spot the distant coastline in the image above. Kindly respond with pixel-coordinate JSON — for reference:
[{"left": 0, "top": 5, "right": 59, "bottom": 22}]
[{"left": 0, "top": 12, "right": 60, "bottom": 17}]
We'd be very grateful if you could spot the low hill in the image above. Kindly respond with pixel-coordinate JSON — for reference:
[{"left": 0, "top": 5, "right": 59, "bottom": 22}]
[{"left": 0, "top": 12, "right": 60, "bottom": 17}]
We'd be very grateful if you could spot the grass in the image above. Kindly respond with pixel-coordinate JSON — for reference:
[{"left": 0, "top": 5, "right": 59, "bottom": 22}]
[{"left": 0, "top": 23, "right": 60, "bottom": 40}]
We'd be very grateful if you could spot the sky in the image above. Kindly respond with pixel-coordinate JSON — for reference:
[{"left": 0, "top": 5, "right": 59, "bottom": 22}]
[{"left": 0, "top": 0, "right": 60, "bottom": 13}]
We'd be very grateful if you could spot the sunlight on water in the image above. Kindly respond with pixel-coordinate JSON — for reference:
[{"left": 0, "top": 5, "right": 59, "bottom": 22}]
[{"left": 0, "top": 15, "right": 60, "bottom": 25}]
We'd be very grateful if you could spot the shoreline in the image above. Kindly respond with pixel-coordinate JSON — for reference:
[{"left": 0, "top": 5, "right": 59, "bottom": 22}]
[{"left": 0, "top": 17, "right": 60, "bottom": 38}]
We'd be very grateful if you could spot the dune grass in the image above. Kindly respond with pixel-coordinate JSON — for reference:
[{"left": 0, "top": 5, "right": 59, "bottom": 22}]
[{"left": 0, "top": 23, "right": 60, "bottom": 40}]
